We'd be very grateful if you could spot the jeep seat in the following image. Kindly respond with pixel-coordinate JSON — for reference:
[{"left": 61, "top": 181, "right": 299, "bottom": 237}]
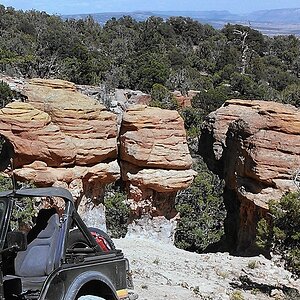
[{"left": 14, "top": 213, "right": 60, "bottom": 277}]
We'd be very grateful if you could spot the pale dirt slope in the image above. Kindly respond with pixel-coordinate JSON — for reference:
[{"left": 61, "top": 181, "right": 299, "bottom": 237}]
[{"left": 114, "top": 237, "right": 300, "bottom": 300}]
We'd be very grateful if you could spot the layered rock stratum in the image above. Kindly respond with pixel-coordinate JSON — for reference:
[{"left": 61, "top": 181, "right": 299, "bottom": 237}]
[
  {"left": 0, "top": 77, "right": 196, "bottom": 235},
  {"left": 200, "top": 99, "right": 300, "bottom": 252}
]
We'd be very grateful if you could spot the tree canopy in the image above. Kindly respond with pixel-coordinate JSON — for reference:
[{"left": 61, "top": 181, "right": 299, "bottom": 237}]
[{"left": 0, "top": 6, "right": 299, "bottom": 108}]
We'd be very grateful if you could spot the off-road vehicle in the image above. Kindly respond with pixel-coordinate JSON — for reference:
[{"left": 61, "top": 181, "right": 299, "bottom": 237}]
[{"left": 0, "top": 186, "right": 134, "bottom": 300}]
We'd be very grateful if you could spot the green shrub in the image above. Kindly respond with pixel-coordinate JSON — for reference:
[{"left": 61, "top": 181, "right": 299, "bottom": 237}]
[
  {"left": 230, "top": 290, "right": 244, "bottom": 300},
  {"left": 174, "top": 157, "right": 225, "bottom": 253},
  {"left": 104, "top": 191, "right": 130, "bottom": 238},
  {"left": 256, "top": 192, "right": 300, "bottom": 277},
  {"left": 256, "top": 217, "right": 272, "bottom": 251},
  {"left": 150, "top": 83, "right": 179, "bottom": 110},
  {"left": 180, "top": 106, "right": 203, "bottom": 139},
  {"left": 11, "top": 196, "right": 37, "bottom": 230},
  {"left": 0, "top": 174, "right": 12, "bottom": 191},
  {"left": 0, "top": 176, "right": 38, "bottom": 230},
  {"left": 247, "top": 260, "right": 258, "bottom": 269},
  {"left": 281, "top": 84, "right": 300, "bottom": 107},
  {"left": 191, "top": 85, "right": 230, "bottom": 116},
  {"left": 0, "top": 81, "right": 13, "bottom": 109}
]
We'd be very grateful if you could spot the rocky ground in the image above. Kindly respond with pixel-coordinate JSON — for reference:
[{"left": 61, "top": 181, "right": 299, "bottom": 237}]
[{"left": 114, "top": 237, "right": 300, "bottom": 300}]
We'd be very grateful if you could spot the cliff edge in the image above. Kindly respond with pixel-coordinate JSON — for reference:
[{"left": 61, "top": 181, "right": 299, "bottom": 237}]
[{"left": 200, "top": 99, "right": 300, "bottom": 252}]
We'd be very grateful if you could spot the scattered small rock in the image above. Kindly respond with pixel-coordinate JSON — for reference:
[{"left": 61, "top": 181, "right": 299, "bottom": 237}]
[{"left": 114, "top": 237, "right": 300, "bottom": 300}]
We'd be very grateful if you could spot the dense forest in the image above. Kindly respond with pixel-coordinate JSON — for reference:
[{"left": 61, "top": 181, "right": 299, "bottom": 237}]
[
  {"left": 0, "top": 6, "right": 299, "bottom": 256},
  {"left": 0, "top": 5, "right": 299, "bottom": 109}
]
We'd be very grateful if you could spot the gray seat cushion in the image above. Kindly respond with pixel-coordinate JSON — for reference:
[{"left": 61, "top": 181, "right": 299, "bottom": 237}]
[{"left": 15, "top": 214, "right": 60, "bottom": 277}]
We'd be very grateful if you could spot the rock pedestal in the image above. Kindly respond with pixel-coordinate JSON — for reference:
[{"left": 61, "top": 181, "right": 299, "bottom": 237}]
[
  {"left": 200, "top": 99, "right": 300, "bottom": 252},
  {"left": 119, "top": 106, "right": 196, "bottom": 227}
]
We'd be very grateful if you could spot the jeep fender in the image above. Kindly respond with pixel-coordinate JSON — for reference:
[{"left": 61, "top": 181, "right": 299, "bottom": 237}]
[{"left": 64, "top": 271, "right": 118, "bottom": 300}]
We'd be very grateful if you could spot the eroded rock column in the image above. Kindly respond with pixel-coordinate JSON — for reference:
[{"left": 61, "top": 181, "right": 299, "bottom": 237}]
[
  {"left": 0, "top": 79, "right": 120, "bottom": 229},
  {"left": 120, "top": 105, "right": 197, "bottom": 242},
  {"left": 200, "top": 99, "right": 300, "bottom": 253}
]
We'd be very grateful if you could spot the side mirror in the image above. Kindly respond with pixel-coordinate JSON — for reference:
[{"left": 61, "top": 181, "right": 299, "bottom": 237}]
[{"left": 7, "top": 231, "right": 27, "bottom": 252}]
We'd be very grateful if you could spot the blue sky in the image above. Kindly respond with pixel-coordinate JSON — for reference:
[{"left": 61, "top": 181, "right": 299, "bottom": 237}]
[{"left": 0, "top": 0, "right": 299, "bottom": 15}]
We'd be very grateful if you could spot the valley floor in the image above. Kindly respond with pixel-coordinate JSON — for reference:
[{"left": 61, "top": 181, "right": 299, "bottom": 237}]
[{"left": 114, "top": 237, "right": 300, "bottom": 300}]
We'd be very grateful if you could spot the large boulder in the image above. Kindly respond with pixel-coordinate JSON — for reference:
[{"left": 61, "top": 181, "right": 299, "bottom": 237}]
[
  {"left": 14, "top": 160, "right": 120, "bottom": 186},
  {"left": 0, "top": 79, "right": 120, "bottom": 229},
  {"left": 122, "top": 162, "right": 196, "bottom": 193},
  {"left": 120, "top": 105, "right": 193, "bottom": 170},
  {"left": 0, "top": 79, "right": 118, "bottom": 168},
  {"left": 200, "top": 99, "right": 300, "bottom": 252},
  {"left": 119, "top": 105, "right": 196, "bottom": 238},
  {"left": 172, "top": 90, "right": 199, "bottom": 108},
  {"left": 24, "top": 78, "right": 118, "bottom": 166},
  {"left": 0, "top": 101, "right": 76, "bottom": 167},
  {"left": 0, "top": 78, "right": 196, "bottom": 238}
]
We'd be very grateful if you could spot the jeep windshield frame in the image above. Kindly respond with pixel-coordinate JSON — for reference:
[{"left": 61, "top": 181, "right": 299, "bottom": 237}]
[{"left": 0, "top": 187, "right": 75, "bottom": 203}]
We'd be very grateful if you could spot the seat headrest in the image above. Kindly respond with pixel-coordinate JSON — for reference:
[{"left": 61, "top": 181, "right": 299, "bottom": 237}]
[{"left": 38, "top": 214, "right": 60, "bottom": 238}]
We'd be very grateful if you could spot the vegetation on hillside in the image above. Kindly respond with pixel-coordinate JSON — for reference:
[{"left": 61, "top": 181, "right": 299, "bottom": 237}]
[
  {"left": 0, "top": 174, "right": 12, "bottom": 192},
  {"left": 175, "top": 157, "right": 225, "bottom": 253},
  {"left": 0, "top": 6, "right": 299, "bottom": 107},
  {"left": 0, "top": 175, "right": 38, "bottom": 230},
  {"left": 0, "top": 80, "right": 14, "bottom": 108},
  {"left": 103, "top": 184, "right": 130, "bottom": 238}
]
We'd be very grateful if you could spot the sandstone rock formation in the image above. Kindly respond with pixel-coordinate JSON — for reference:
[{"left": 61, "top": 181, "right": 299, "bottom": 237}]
[
  {"left": 120, "top": 106, "right": 192, "bottom": 170},
  {"left": 200, "top": 99, "right": 300, "bottom": 253},
  {"left": 0, "top": 80, "right": 118, "bottom": 168},
  {"left": 0, "top": 78, "right": 196, "bottom": 236},
  {"left": 119, "top": 105, "right": 196, "bottom": 224}
]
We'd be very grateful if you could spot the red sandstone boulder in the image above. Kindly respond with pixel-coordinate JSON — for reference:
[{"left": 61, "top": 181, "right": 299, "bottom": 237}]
[
  {"left": 119, "top": 105, "right": 196, "bottom": 223},
  {"left": 0, "top": 102, "right": 75, "bottom": 167},
  {"left": 0, "top": 79, "right": 119, "bottom": 191},
  {"left": 120, "top": 105, "right": 193, "bottom": 170},
  {"left": 0, "top": 81, "right": 195, "bottom": 194},
  {"left": 122, "top": 161, "right": 196, "bottom": 193},
  {"left": 200, "top": 99, "right": 300, "bottom": 252},
  {"left": 0, "top": 78, "right": 196, "bottom": 238},
  {"left": 14, "top": 160, "right": 120, "bottom": 186},
  {"left": 172, "top": 90, "right": 199, "bottom": 108},
  {"left": 24, "top": 79, "right": 118, "bottom": 166}
]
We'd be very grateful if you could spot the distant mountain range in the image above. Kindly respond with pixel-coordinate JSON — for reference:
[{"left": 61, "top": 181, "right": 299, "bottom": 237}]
[{"left": 63, "top": 8, "right": 300, "bottom": 36}]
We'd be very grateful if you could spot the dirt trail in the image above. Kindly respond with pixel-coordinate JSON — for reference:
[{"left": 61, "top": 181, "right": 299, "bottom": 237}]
[{"left": 114, "top": 237, "right": 300, "bottom": 300}]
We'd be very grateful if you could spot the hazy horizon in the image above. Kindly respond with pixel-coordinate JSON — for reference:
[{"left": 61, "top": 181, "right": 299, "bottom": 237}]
[{"left": 0, "top": 0, "right": 300, "bottom": 15}]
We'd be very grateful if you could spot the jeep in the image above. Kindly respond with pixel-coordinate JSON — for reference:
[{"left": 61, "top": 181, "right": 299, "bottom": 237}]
[{"left": 0, "top": 186, "right": 135, "bottom": 300}]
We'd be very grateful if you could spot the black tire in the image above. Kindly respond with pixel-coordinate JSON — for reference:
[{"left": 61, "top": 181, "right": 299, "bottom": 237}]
[{"left": 68, "top": 227, "right": 115, "bottom": 252}]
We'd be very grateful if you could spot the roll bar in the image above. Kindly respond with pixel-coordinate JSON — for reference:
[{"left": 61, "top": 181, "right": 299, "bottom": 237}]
[{"left": 0, "top": 187, "right": 74, "bottom": 204}]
